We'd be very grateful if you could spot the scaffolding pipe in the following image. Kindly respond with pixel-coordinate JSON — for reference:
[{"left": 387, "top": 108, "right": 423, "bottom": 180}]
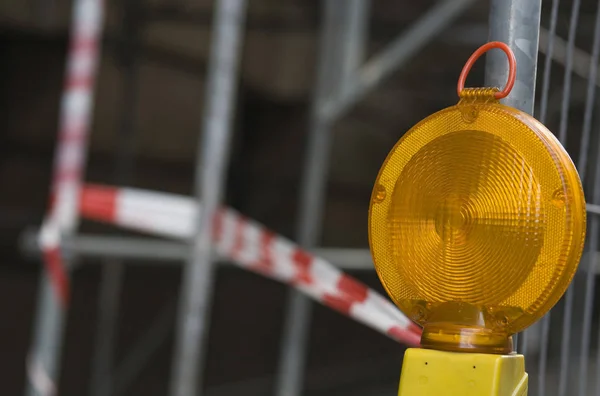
[
  {"left": 339, "top": 0, "right": 370, "bottom": 92},
  {"left": 89, "top": 1, "right": 141, "bottom": 394},
  {"left": 90, "top": 260, "right": 123, "bottom": 396},
  {"left": 20, "top": 231, "right": 376, "bottom": 270},
  {"left": 25, "top": 0, "right": 105, "bottom": 395},
  {"left": 27, "top": 276, "right": 67, "bottom": 396},
  {"left": 323, "top": 0, "right": 477, "bottom": 121},
  {"left": 169, "top": 1, "right": 247, "bottom": 395},
  {"left": 485, "top": 0, "right": 541, "bottom": 358},
  {"left": 485, "top": 0, "right": 541, "bottom": 115},
  {"left": 274, "top": 2, "right": 347, "bottom": 395}
]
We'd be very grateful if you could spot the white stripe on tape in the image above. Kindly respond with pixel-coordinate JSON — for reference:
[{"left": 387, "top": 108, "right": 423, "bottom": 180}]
[{"left": 117, "top": 188, "right": 198, "bottom": 238}]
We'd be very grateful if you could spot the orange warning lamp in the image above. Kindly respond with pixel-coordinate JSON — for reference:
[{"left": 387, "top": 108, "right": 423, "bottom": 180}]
[{"left": 368, "top": 42, "right": 586, "bottom": 354}]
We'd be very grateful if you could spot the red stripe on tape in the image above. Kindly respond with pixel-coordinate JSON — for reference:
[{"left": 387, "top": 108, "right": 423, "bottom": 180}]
[
  {"left": 43, "top": 247, "right": 70, "bottom": 306},
  {"left": 252, "top": 231, "right": 275, "bottom": 273},
  {"left": 291, "top": 249, "right": 313, "bottom": 285},
  {"left": 336, "top": 274, "right": 368, "bottom": 303},
  {"left": 65, "top": 76, "right": 92, "bottom": 90},
  {"left": 212, "top": 209, "right": 224, "bottom": 244},
  {"left": 79, "top": 185, "right": 117, "bottom": 222},
  {"left": 408, "top": 322, "right": 422, "bottom": 334},
  {"left": 322, "top": 294, "right": 354, "bottom": 316},
  {"left": 387, "top": 325, "right": 421, "bottom": 346},
  {"left": 231, "top": 215, "right": 247, "bottom": 260},
  {"left": 53, "top": 169, "right": 82, "bottom": 184},
  {"left": 48, "top": 193, "right": 56, "bottom": 211},
  {"left": 321, "top": 276, "right": 368, "bottom": 316},
  {"left": 58, "top": 128, "right": 85, "bottom": 143},
  {"left": 71, "top": 38, "right": 97, "bottom": 53}
]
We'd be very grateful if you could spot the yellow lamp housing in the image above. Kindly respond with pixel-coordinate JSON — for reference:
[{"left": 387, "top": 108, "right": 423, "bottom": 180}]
[{"left": 368, "top": 86, "right": 586, "bottom": 354}]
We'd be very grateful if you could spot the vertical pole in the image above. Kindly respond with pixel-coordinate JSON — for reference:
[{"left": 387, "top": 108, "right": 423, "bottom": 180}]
[
  {"left": 274, "top": 2, "right": 369, "bottom": 396},
  {"left": 339, "top": 0, "right": 370, "bottom": 90},
  {"left": 90, "top": 261, "right": 123, "bottom": 396},
  {"left": 169, "top": 1, "right": 247, "bottom": 395},
  {"left": 485, "top": 0, "right": 542, "bottom": 357},
  {"left": 26, "top": 0, "right": 104, "bottom": 395},
  {"left": 536, "top": 0, "right": 560, "bottom": 394},
  {"left": 27, "top": 275, "right": 67, "bottom": 396},
  {"left": 485, "top": 0, "right": 541, "bottom": 115},
  {"left": 89, "top": 1, "right": 140, "bottom": 394}
]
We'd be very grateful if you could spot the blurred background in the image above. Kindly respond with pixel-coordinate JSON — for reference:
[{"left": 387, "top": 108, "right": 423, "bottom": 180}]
[{"left": 2, "top": 0, "right": 600, "bottom": 395}]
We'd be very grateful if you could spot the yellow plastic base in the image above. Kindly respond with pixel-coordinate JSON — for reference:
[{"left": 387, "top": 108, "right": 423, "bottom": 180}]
[{"left": 398, "top": 348, "right": 527, "bottom": 396}]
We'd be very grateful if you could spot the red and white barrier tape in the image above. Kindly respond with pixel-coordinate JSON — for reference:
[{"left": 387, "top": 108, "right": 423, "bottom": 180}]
[
  {"left": 40, "top": 0, "right": 104, "bottom": 305},
  {"left": 79, "top": 184, "right": 422, "bottom": 345},
  {"left": 31, "top": 1, "right": 104, "bottom": 394}
]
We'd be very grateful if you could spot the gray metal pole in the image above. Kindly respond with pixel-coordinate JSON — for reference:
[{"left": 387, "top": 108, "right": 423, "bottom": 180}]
[
  {"left": 20, "top": 231, "right": 377, "bottom": 270},
  {"left": 325, "top": 0, "right": 477, "bottom": 121},
  {"left": 485, "top": 0, "right": 542, "bottom": 356},
  {"left": 26, "top": 0, "right": 104, "bottom": 395},
  {"left": 339, "top": 0, "right": 370, "bottom": 91},
  {"left": 90, "top": 260, "right": 123, "bottom": 396},
  {"left": 90, "top": 1, "right": 140, "bottom": 394},
  {"left": 538, "top": 28, "right": 600, "bottom": 88},
  {"left": 485, "top": 0, "right": 541, "bottom": 115},
  {"left": 27, "top": 274, "right": 67, "bottom": 396},
  {"left": 274, "top": 3, "right": 348, "bottom": 395},
  {"left": 169, "top": 1, "right": 247, "bottom": 395}
]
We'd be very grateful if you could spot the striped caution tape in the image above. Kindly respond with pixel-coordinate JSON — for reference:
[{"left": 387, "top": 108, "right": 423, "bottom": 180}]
[
  {"left": 79, "top": 184, "right": 423, "bottom": 345},
  {"left": 31, "top": 0, "right": 105, "bottom": 394},
  {"left": 40, "top": 0, "right": 105, "bottom": 305}
]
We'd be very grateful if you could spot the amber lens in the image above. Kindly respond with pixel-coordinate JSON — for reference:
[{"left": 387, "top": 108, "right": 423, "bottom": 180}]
[
  {"left": 391, "top": 129, "right": 543, "bottom": 304},
  {"left": 369, "top": 103, "right": 585, "bottom": 352}
]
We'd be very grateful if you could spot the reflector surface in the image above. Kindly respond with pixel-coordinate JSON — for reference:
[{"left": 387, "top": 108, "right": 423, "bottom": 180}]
[{"left": 369, "top": 99, "right": 585, "bottom": 351}]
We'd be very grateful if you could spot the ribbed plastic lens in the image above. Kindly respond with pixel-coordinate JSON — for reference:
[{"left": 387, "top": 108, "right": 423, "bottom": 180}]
[
  {"left": 391, "top": 129, "right": 543, "bottom": 305},
  {"left": 369, "top": 98, "right": 585, "bottom": 353}
]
